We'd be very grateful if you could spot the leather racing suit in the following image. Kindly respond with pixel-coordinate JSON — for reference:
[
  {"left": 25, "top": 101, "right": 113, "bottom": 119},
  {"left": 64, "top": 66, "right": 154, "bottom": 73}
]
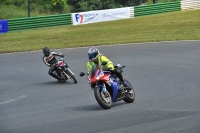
[{"left": 43, "top": 51, "right": 64, "bottom": 80}]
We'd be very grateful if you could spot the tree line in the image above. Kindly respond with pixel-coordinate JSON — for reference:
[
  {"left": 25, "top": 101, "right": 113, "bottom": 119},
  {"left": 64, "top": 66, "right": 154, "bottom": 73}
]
[
  {"left": 0, "top": 0, "right": 178, "bottom": 14},
  {"left": 68, "top": 0, "right": 147, "bottom": 13}
]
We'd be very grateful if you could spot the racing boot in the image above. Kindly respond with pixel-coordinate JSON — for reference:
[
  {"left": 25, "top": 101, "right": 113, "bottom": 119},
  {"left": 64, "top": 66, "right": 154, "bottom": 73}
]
[
  {"left": 118, "top": 81, "right": 127, "bottom": 93},
  {"left": 50, "top": 73, "right": 61, "bottom": 80},
  {"left": 58, "top": 75, "right": 66, "bottom": 82},
  {"left": 51, "top": 73, "right": 65, "bottom": 82}
]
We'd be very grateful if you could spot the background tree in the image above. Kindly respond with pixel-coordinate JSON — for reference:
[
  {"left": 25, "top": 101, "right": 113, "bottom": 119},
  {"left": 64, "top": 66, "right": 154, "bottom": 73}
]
[
  {"left": 67, "top": 0, "right": 145, "bottom": 12},
  {"left": 0, "top": 0, "right": 69, "bottom": 14}
]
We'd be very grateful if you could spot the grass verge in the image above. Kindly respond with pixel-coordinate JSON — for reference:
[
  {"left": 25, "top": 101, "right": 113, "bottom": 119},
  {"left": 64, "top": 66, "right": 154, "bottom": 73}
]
[{"left": 0, "top": 9, "right": 200, "bottom": 53}]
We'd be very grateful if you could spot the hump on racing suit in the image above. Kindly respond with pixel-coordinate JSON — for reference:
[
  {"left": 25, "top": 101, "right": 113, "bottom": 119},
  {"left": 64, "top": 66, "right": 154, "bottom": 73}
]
[{"left": 43, "top": 52, "right": 62, "bottom": 66}]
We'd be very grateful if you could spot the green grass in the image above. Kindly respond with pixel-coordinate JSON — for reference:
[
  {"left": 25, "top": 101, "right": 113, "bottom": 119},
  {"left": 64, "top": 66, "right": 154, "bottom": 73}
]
[
  {"left": 0, "top": 4, "right": 49, "bottom": 20},
  {"left": 0, "top": 9, "right": 200, "bottom": 53}
]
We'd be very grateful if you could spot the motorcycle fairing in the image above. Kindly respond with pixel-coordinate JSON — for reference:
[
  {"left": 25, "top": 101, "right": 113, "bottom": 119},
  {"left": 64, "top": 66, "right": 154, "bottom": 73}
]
[
  {"left": 109, "top": 79, "right": 119, "bottom": 102},
  {"left": 98, "top": 70, "right": 122, "bottom": 102},
  {"left": 89, "top": 66, "right": 124, "bottom": 102}
]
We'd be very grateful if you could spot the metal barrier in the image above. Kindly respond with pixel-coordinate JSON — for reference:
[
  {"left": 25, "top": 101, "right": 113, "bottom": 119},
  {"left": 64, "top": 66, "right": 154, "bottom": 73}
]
[
  {"left": 134, "top": 1, "right": 181, "bottom": 17},
  {"left": 8, "top": 14, "right": 72, "bottom": 31},
  {"left": 4, "top": 0, "right": 199, "bottom": 31}
]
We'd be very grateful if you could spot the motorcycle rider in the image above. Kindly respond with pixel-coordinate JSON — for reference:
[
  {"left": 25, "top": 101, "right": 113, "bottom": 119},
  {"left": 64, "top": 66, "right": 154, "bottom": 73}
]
[
  {"left": 87, "top": 47, "right": 127, "bottom": 90},
  {"left": 43, "top": 47, "right": 65, "bottom": 81}
]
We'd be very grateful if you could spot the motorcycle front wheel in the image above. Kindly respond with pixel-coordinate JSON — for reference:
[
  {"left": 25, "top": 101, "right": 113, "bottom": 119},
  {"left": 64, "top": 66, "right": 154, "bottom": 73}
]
[
  {"left": 65, "top": 68, "right": 77, "bottom": 84},
  {"left": 94, "top": 86, "right": 112, "bottom": 109}
]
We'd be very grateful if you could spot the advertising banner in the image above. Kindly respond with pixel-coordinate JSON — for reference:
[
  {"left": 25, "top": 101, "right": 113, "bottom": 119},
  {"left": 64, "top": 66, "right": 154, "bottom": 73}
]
[
  {"left": 0, "top": 20, "right": 8, "bottom": 33},
  {"left": 72, "top": 7, "right": 131, "bottom": 25}
]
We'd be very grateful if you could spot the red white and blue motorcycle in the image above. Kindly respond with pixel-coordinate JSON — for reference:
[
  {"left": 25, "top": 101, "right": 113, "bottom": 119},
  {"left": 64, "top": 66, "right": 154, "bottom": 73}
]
[{"left": 80, "top": 61, "right": 135, "bottom": 109}]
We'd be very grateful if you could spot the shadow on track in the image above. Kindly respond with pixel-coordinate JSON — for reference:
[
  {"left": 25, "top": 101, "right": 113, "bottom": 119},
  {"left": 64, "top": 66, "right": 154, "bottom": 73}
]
[
  {"left": 72, "top": 101, "right": 130, "bottom": 111},
  {"left": 32, "top": 80, "right": 77, "bottom": 86}
]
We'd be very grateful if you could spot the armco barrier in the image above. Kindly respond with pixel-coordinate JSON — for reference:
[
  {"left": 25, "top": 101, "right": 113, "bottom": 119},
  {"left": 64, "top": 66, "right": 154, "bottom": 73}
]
[
  {"left": 6, "top": 1, "right": 198, "bottom": 31},
  {"left": 134, "top": 1, "right": 181, "bottom": 17},
  {"left": 8, "top": 14, "right": 72, "bottom": 31},
  {"left": 0, "top": 20, "right": 8, "bottom": 33}
]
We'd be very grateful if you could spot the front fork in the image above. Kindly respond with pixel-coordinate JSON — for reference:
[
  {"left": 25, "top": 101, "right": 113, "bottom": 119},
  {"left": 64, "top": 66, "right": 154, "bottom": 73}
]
[
  {"left": 66, "top": 67, "right": 75, "bottom": 76},
  {"left": 62, "top": 66, "right": 74, "bottom": 79},
  {"left": 96, "top": 83, "right": 107, "bottom": 94},
  {"left": 62, "top": 71, "right": 70, "bottom": 79}
]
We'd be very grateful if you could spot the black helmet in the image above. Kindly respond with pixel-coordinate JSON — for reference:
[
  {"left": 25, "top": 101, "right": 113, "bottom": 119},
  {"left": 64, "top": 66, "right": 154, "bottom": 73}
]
[{"left": 43, "top": 47, "right": 51, "bottom": 57}]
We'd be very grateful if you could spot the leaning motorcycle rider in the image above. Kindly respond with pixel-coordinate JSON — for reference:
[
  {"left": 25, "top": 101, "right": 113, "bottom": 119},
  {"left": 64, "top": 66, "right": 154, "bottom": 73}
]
[
  {"left": 87, "top": 47, "right": 128, "bottom": 90},
  {"left": 43, "top": 47, "right": 65, "bottom": 81}
]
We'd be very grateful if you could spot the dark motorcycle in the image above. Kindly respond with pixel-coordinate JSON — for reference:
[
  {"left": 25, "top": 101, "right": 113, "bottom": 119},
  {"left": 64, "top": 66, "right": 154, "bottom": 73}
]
[
  {"left": 80, "top": 61, "right": 135, "bottom": 109},
  {"left": 55, "top": 57, "right": 77, "bottom": 84}
]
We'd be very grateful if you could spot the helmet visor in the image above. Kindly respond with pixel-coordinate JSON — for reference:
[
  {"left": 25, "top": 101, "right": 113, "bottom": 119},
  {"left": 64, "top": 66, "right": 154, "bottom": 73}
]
[
  {"left": 88, "top": 53, "right": 94, "bottom": 61},
  {"left": 44, "top": 52, "right": 50, "bottom": 56}
]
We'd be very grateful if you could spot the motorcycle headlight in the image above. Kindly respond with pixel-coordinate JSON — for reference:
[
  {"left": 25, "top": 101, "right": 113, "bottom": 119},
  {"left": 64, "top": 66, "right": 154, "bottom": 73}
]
[{"left": 96, "top": 76, "right": 100, "bottom": 80}]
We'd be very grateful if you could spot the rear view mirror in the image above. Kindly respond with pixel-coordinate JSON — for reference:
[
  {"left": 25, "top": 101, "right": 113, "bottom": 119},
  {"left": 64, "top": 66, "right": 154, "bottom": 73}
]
[{"left": 79, "top": 72, "right": 85, "bottom": 77}]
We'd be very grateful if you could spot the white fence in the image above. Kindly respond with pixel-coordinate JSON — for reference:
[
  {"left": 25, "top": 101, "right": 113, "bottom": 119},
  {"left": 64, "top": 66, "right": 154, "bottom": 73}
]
[{"left": 181, "top": 0, "right": 200, "bottom": 10}]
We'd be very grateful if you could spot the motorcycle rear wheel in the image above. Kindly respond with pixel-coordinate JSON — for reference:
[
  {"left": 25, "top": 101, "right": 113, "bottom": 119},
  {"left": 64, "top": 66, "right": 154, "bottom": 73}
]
[
  {"left": 123, "top": 80, "right": 135, "bottom": 103},
  {"left": 94, "top": 86, "right": 112, "bottom": 109}
]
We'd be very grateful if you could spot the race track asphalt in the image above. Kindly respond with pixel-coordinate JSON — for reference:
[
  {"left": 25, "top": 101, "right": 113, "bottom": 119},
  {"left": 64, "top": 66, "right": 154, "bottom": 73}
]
[{"left": 0, "top": 40, "right": 200, "bottom": 133}]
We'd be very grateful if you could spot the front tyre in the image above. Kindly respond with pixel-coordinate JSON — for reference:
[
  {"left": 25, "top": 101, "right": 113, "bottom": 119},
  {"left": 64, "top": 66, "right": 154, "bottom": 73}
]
[
  {"left": 94, "top": 86, "right": 112, "bottom": 109},
  {"left": 65, "top": 68, "right": 77, "bottom": 84},
  {"left": 70, "top": 75, "right": 77, "bottom": 84},
  {"left": 124, "top": 80, "right": 135, "bottom": 103}
]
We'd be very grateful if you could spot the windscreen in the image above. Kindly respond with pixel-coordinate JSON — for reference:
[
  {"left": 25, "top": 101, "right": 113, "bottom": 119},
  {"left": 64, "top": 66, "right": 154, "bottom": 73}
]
[{"left": 90, "top": 64, "right": 99, "bottom": 78}]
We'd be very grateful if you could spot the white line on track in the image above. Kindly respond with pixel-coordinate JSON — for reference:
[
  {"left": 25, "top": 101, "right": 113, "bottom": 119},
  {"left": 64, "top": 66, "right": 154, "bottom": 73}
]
[{"left": 0, "top": 95, "right": 27, "bottom": 105}]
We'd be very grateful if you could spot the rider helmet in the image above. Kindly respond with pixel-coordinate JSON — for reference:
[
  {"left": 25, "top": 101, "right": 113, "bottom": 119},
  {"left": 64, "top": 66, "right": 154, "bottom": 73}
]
[
  {"left": 88, "top": 47, "right": 100, "bottom": 61},
  {"left": 43, "top": 47, "right": 51, "bottom": 57}
]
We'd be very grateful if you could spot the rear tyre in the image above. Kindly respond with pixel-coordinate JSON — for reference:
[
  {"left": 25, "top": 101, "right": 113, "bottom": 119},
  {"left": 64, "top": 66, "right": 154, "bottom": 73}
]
[
  {"left": 94, "top": 86, "right": 112, "bottom": 109},
  {"left": 124, "top": 80, "right": 135, "bottom": 103}
]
